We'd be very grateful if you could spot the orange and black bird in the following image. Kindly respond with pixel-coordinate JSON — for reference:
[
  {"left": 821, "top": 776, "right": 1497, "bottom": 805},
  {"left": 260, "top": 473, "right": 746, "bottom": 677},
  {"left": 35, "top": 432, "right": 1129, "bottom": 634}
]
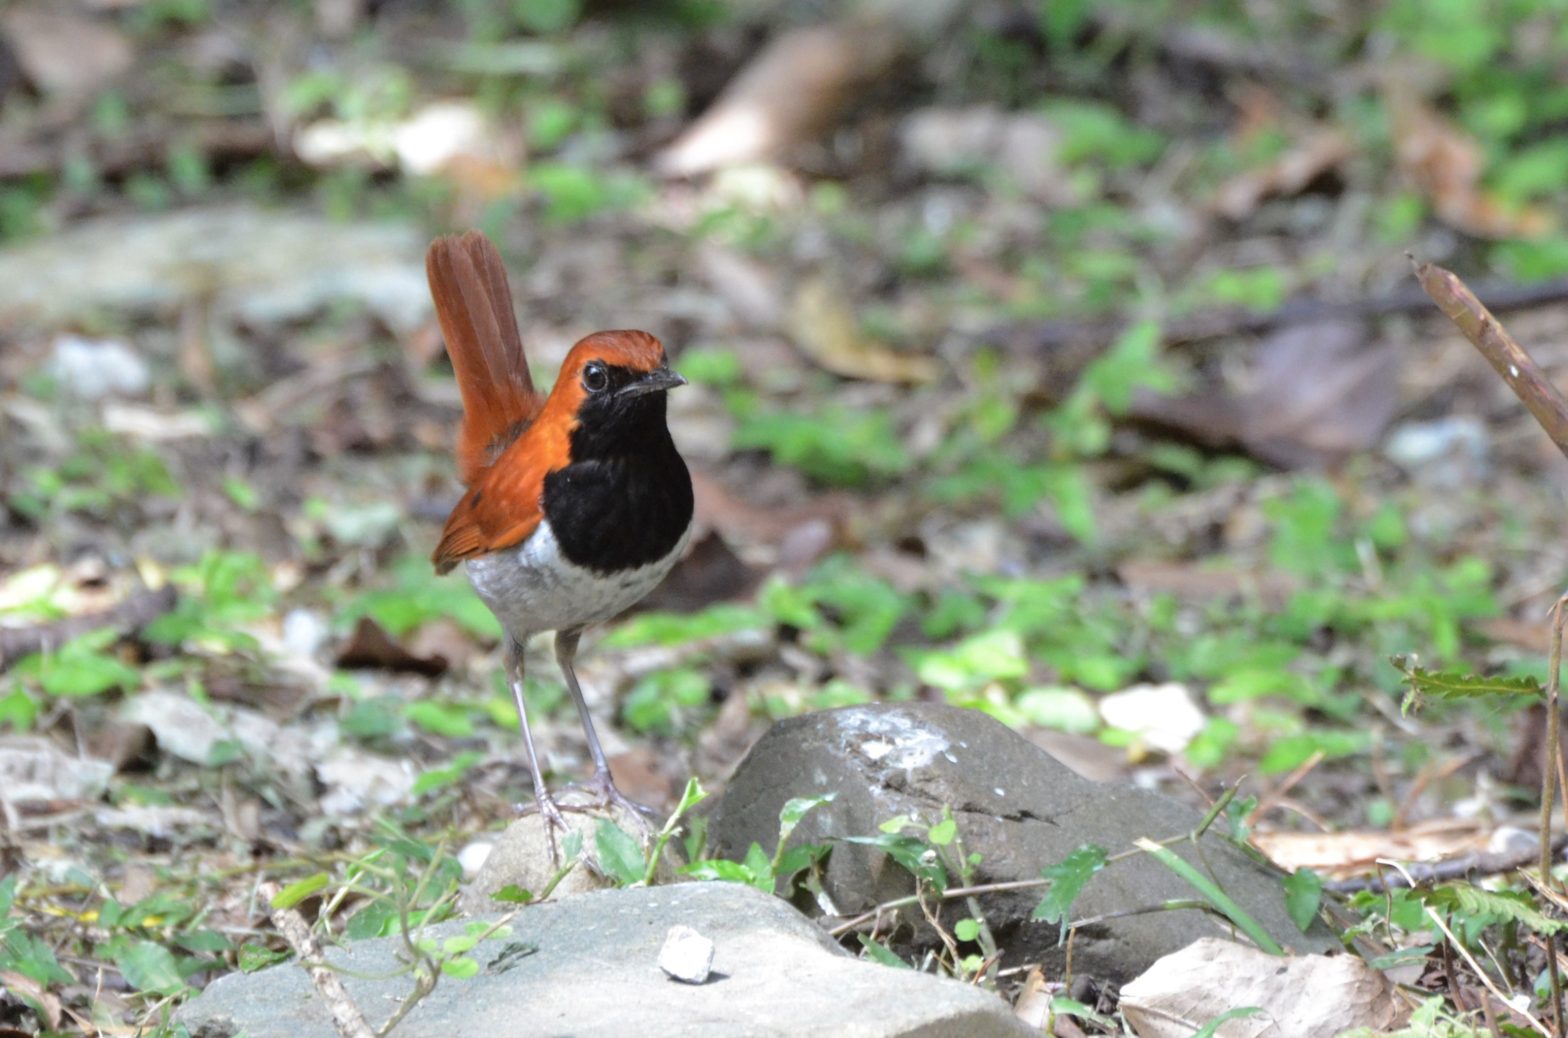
[{"left": 427, "top": 230, "right": 692, "bottom": 840}]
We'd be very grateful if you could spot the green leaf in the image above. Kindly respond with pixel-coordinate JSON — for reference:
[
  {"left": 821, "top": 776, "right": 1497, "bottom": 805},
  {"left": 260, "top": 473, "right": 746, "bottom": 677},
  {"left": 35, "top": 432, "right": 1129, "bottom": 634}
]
[
  {"left": 11, "top": 629, "right": 141, "bottom": 698},
  {"left": 1420, "top": 884, "right": 1568, "bottom": 935},
  {"left": 841, "top": 832, "right": 946, "bottom": 891},
  {"left": 0, "top": 927, "right": 74, "bottom": 987},
  {"left": 116, "top": 940, "right": 186, "bottom": 996},
  {"left": 774, "top": 843, "right": 829, "bottom": 879},
  {"left": 1134, "top": 838, "right": 1283, "bottom": 955},
  {"left": 1283, "top": 869, "right": 1323, "bottom": 933},
  {"left": 237, "top": 942, "right": 290, "bottom": 973},
  {"left": 440, "top": 955, "right": 480, "bottom": 979},
  {"left": 0, "top": 687, "right": 38, "bottom": 730},
  {"left": 404, "top": 700, "right": 475, "bottom": 738},
  {"left": 742, "top": 842, "right": 775, "bottom": 892},
  {"left": 778, "top": 794, "right": 835, "bottom": 843},
  {"left": 514, "top": 0, "right": 581, "bottom": 34},
  {"left": 270, "top": 873, "right": 329, "bottom": 910},
  {"left": 594, "top": 820, "right": 645, "bottom": 886},
  {"left": 1032, "top": 845, "right": 1108, "bottom": 941},
  {"left": 856, "top": 934, "right": 910, "bottom": 969},
  {"left": 491, "top": 884, "right": 533, "bottom": 905},
  {"left": 1391, "top": 655, "right": 1542, "bottom": 714},
  {"left": 681, "top": 859, "right": 757, "bottom": 884},
  {"left": 953, "top": 917, "right": 980, "bottom": 942},
  {"left": 911, "top": 628, "right": 1029, "bottom": 692},
  {"left": 1049, "top": 996, "right": 1117, "bottom": 1028},
  {"left": 411, "top": 751, "right": 482, "bottom": 795},
  {"left": 927, "top": 817, "right": 957, "bottom": 847},
  {"left": 442, "top": 934, "right": 478, "bottom": 956},
  {"left": 1192, "top": 1007, "right": 1265, "bottom": 1038}
]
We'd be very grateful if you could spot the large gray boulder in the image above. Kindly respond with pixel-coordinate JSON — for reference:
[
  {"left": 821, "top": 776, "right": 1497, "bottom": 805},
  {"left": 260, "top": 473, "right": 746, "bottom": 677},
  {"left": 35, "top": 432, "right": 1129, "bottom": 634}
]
[
  {"left": 705, "top": 703, "right": 1336, "bottom": 984},
  {"left": 179, "top": 881, "right": 1030, "bottom": 1038}
]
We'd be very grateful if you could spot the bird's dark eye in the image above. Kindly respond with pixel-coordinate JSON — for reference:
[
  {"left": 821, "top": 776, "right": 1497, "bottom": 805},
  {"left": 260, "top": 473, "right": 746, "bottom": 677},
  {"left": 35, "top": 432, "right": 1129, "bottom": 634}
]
[{"left": 582, "top": 362, "right": 609, "bottom": 394}]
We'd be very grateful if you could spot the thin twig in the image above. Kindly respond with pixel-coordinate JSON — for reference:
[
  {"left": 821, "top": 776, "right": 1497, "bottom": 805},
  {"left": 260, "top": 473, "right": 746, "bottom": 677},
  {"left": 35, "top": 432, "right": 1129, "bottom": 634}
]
[
  {"left": 1324, "top": 832, "right": 1568, "bottom": 894},
  {"left": 258, "top": 881, "right": 375, "bottom": 1038},
  {"left": 1412, "top": 258, "right": 1568, "bottom": 461},
  {"left": 1540, "top": 594, "right": 1568, "bottom": 1034},
  {"left": 1426, "top": 902, "right": 1549, "bottom": 1036},
  {"left": 825, "top": 827, "right": 1218, "bottom": 939},
  {"left": 1011, "top": 275, "right": 1568, "bottom": 350},
  {"left": 1248, "top": 754, "right": 1322, "bottom": 827}
]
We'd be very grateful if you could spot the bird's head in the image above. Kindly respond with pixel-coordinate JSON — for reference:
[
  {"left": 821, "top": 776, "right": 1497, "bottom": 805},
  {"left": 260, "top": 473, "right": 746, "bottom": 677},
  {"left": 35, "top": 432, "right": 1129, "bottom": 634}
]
[{"left": 552, "top": 330, "right": 686, "bottom": 456}]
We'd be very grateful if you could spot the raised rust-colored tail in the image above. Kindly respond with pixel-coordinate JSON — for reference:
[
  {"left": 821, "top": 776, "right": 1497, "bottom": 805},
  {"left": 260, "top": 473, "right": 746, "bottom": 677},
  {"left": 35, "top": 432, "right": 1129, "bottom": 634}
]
[{"left": 426, "top": 231, "right": 542, "bottom": 485}]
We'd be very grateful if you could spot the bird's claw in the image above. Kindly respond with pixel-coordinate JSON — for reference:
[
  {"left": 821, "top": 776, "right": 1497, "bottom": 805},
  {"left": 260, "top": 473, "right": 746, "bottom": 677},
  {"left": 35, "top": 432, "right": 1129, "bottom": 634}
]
[
  {"left": 515, "top": 792, "right": 573, "bottom": 865},
  {"left": 516, "top": 772, "right": 659, "bottom": 837}
]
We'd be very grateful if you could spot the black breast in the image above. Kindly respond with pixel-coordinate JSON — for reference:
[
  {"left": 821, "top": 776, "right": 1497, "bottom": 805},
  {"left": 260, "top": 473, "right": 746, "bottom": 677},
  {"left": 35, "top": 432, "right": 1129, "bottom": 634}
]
[{"left": 541, "top": 398, "right": 693, "bottom": 573}]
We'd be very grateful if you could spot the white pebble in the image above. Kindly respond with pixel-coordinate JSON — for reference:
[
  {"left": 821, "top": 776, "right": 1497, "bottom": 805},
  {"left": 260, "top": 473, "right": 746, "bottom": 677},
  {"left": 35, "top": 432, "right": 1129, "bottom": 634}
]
[
  {"left": 658, "top": 925, "right": 715, "bottom": 984},
  {"left": 457, "top": 840, "right": 494, "bottom": 878}
]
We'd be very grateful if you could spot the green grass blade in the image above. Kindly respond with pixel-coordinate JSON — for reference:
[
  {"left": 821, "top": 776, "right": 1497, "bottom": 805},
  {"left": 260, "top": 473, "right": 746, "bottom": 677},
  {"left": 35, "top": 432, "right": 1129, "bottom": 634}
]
[{"left": 1133, "top": 838, "right": 1284, "bottom": 955}]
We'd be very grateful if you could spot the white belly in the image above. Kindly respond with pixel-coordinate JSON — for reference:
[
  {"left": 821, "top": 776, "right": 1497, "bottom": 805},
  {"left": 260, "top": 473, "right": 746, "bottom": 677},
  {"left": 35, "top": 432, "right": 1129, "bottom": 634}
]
[{"left": 464, "top": 519, "right": 690, "bottom": 639}]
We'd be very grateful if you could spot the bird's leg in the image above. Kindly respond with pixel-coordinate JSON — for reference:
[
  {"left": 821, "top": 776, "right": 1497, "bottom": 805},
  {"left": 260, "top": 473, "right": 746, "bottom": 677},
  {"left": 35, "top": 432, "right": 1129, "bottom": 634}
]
[
  {"left": 504, "top": 637, "right": 569, "bottom": 862},
  {"left": 555, "top": 628, "right": 657, "bottom": 833}
]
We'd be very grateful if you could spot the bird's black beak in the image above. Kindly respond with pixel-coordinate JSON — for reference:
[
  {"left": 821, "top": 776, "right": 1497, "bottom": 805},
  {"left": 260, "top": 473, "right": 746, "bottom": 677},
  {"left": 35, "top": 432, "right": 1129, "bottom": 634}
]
[{"left": 617, "top": 365, "right": 688, "bottom": 399}]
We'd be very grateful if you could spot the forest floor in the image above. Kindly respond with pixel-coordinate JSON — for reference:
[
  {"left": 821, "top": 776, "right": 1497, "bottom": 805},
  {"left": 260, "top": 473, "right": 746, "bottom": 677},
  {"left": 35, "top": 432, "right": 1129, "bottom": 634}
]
[{"left": 4, "top": 1, "right": 1568, "bottom": 1034}]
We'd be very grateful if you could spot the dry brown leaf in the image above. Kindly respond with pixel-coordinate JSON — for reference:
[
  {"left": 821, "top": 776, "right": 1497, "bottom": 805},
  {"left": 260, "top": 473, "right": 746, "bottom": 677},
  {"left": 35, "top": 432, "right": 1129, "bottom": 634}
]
[
  {"left": 0, "top": 736, "right": 114, "bottom": 804},
  {"left": 1129, "top": 319, "right": 1397, "bottom": 468},
  {"left": 1211, "top": 127, "right": 1351, "bottom": 220},
  {"left": 336, "top": 616, "right": 449, "bottom": 676},
  {"left": 407, "top": 618, "right": 479, "bottom": 674},
  {"left": 1120, "top": 938, "right": 1407, "bottom": 1037},
  {"left": 1252, "top": 819, "right": 1486, "bottom": 875},
  {"left": 0, "top": 6, "right": 133, "bottom": 97},
  {"left": 655, "top": 23, "right": 901, "bottom": 176},
  {"left": 0, "top": 971, "right": 61, "bottom": 1031},
  {"left": 1240, "top": 320, "right": 1398, "bottom": 466},
  {"left": 1011, "top": 966, "right": 1053, "bottom": 1029},
  {"left": 788, "top": 276, "right": 938, "bottom": 384},
  {"left": 1388, "top": 88, "right": 1551, "bottom": 239}
]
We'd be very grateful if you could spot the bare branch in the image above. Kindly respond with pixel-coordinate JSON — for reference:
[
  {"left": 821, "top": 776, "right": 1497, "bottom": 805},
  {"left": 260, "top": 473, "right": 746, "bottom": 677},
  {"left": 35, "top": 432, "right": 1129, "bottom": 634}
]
[
  {"left": 1413, "top": 258, "right": 1568, "bottom": 460},
  {"left": 258, "top": 882, "right": 376, "bottom": 1038}
]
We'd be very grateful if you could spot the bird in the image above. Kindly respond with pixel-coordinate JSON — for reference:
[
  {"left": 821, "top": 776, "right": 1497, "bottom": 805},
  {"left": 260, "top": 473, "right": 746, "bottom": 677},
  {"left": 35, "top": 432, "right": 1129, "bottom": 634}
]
[{"left": 426, "top": 230, "right": 693, "bottom": 849}]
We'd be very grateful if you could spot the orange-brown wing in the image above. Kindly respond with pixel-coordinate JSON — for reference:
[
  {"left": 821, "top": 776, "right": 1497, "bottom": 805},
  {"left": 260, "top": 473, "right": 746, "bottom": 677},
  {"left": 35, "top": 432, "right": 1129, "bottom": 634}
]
[
  {"left": 431, "top": 408, "right": 577, "bottom": 573},
  {"left": 426, "top": 231, "right": 542, "bottom": 485}
]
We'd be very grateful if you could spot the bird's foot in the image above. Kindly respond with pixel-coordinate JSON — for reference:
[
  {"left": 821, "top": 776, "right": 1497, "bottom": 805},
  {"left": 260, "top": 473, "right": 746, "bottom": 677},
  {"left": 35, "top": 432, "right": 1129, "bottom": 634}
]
[
  {"left": 518, "top": 771, "right": 659, "bottom": 837},
  {"left": 577, "top": 769, "right": 660, "bottom": 834},
  {"left": 514, "top": 790, "right": 573, "bottom": 865}
]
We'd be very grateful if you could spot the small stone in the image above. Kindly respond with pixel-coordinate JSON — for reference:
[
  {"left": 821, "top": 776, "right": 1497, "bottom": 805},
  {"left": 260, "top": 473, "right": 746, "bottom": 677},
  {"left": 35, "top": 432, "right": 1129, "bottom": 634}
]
[
  {"left": 1384, "top": 416, "right": 1489, "bottom": 487},
  {"left": 281, "top": 609, "right": 329, "bottom": 659},
  {"left": 46, "top": 334, "right": 150, "bottom": 399},
  {"left": 458, "top": 839, "right": 494, "bottom": 879},
  {"left": 658, "top": 925, "right": 715, "bottom": 984}
]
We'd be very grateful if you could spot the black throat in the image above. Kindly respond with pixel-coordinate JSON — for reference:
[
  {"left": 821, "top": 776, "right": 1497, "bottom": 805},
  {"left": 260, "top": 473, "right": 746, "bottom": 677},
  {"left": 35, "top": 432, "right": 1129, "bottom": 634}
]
[{"left": 541, "top": 389, "right": 693, "bottom": 574}]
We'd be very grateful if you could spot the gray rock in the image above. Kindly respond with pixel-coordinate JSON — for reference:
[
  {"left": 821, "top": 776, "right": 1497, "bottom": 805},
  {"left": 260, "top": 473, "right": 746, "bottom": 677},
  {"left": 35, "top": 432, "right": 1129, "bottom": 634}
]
[
  {"left": 179, "top": 881, "right": 1029, "bottom": 1038},
  {"left": 458, "top": 800, "right": 676, "bottom": 914},
  {"left": 706, "top": 703, "right": 1336, "bottom": 984}
]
